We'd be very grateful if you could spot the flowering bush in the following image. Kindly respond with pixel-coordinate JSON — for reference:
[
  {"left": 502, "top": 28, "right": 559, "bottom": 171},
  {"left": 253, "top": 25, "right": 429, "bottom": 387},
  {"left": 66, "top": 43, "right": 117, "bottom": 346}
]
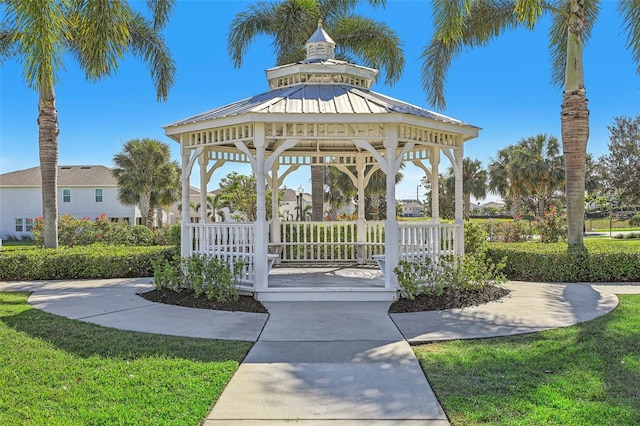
[
  {"left": 534, "top": 205, "right": 567, "bottom": 243},
  {"left": 31, "top": 214, "right": 177, "bottom": 247},
  {"left": 488, "top": 216, "right": 534, "bottom": 242}
]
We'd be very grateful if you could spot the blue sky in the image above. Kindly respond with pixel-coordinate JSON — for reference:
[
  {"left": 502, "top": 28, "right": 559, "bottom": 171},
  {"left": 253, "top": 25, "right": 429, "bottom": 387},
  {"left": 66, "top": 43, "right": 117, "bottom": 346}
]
[{"left": 1, "top": 0, "right": 638, "bottom": 203}]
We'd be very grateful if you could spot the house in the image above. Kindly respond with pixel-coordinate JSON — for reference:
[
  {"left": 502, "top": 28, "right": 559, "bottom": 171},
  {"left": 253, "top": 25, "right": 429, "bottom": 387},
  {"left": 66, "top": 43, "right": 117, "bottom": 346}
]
[
  {"left": 279, "top": 188, "right": 312, "bottom": 221},
  {"left": 402, "top": 201, "right": 424, "bottom": 217},
  {"left": 0, "top": 165, "right": 140, "bottom": 240}
]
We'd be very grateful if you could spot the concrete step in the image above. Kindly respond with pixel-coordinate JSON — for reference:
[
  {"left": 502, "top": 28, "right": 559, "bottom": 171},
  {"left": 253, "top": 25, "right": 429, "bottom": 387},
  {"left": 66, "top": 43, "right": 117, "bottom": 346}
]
[{"left": 255, "top": 287, "right": 398, "bottom": 302}]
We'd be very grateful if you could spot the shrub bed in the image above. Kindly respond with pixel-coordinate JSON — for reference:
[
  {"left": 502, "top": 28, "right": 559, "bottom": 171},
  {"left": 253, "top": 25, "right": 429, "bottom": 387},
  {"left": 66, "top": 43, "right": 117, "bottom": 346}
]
[
  {"left": 0, "top": 244, "right": 176, "bottom": 280},
  {"left": 487, "top": 240, "right": 640, "bottom": 282}
]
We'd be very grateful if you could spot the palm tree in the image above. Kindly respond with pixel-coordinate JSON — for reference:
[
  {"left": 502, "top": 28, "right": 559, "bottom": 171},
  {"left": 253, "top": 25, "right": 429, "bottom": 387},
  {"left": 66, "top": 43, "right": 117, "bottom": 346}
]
[
  {"left": 227, "top": 0, "right": 405, "bottom": 221},
  {"left": 324, "top": 166, "right": 356, "bottom": 219},
  {"left": 422, "top": 0, "right": 640, "bottom": 247},
  {"left": 512, "top": 134, "right": 564, "bottom": 216},
  {"left": 112, "top": 139, "right": 181, "bottom": 229},
  {"left": 446, "top": 158, "right": 487, "bottom": 218},
  {"left": 196, "top": 194, "right": 228, "bottom": 223},
  {"left": 489, "top": 145, "right": 524, "bottom": 216},
  {"left": 1, "top": 1, "right": 176, "bottom": 247}
]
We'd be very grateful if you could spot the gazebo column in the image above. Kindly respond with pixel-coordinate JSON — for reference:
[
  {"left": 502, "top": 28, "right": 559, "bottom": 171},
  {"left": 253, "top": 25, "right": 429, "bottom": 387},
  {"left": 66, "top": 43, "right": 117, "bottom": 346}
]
[
  {"left": 198, "top": 155, "right": 208, "bottom": 223},
  {"left": 384, "top": 128, "right": 399, "bottom": 291},
  {"left": 453, "top": 145, "right": 465, "bottom": 255},
  {"left": 180, "top": 142, "right": 204, "bottom": 257},
  {"left": 253, "top": 124, "right": 269, "bottom": 292},
  {"left": 356, "top": 154, "right": 366, "bottom": 264},
  {"left": 270, "top": 162, "right": 281, "bottom": 252},
  {"left": 430, "top": 150, "right": 440, "bottom": 223}
]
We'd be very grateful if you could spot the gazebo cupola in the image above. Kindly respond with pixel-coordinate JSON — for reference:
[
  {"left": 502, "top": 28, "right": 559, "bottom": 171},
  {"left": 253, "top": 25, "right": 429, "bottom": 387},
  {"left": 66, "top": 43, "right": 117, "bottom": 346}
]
[
  {"left": 266, "top": 21, "right": 377, "bottom": 90},
  {"left": 305, "top": 20, "right": 335, "bottom": 61},
  {"left": 164, "top": 23, "right": 479, "bottom": 302}
]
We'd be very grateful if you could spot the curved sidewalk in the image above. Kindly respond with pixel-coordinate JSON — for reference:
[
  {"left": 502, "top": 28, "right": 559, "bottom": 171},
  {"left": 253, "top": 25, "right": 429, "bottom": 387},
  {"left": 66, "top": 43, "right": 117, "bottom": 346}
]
[{"left": 1, "top": 279, "right": 636, "bottom": 425}]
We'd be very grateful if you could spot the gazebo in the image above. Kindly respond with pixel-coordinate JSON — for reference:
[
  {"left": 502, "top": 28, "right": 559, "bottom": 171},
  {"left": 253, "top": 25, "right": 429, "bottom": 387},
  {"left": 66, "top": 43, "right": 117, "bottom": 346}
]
[{"left": 164, "top": 23, "right": 479, "bottom": 301}]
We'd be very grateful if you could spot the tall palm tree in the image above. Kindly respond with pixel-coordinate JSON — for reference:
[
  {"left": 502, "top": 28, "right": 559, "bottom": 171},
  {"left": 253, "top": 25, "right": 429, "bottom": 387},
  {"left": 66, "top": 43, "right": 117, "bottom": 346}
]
[
  {"left": 489, "top": 145, "right": 524, "bottom": 216},
  {"left": 112, "top": 139, "right": 181, "bottom": 229},
  {"left": 512, "top": 134, "right": 565, "bottom": 216},
  {"left": 422, "top": 0, "right": 640, "bottom": 247},
  {"left": 1, "top": 1, "right": 176, "bottom": 247},
  {"left": 446, "top": 158, "right": 487, "bottom": 218},
  {"left": 196, "top": 194, "right": 228, "bottom": 223},
  {"left": 227, "top": 0, "right": 405, "bottom": 221}
]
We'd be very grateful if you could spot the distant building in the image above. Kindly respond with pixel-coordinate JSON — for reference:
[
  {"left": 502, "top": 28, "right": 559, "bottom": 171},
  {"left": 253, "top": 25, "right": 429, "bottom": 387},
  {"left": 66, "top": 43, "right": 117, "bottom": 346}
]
[
  {"left": 402, "top": 201, "right": 424, "bottom": 217},
  {"left": 0, "top": 165, "right": 140, "bottom": 240}
]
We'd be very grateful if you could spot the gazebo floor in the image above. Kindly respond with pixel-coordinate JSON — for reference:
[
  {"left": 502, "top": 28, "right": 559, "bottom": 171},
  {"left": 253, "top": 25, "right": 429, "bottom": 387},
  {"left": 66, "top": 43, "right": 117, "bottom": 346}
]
[{"left": 268, "top": 264, "right": 384, "bottom": 289}]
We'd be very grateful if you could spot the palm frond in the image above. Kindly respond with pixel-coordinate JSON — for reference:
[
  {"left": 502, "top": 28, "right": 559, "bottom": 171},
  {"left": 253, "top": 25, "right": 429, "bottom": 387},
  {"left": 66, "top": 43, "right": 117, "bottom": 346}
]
[
  {"left": 331, "top": 16, "right": 404, "bottom": 85},
  {"left": 145, "top": 0, "right": 175, "bottom": 29},
  {"left": 6, "top": 0, "right": 68, "bottom": 90},
  {"left": 227, "top": 2, "right": 279, "bottom": 68},
  {"left": 618, "top": 0, "right": 640, "bottom": 73},
  {"left": 422, "top": 0, "right": 523, "bottom": 109},
  {"left": 128, "top": 13, "right": 176, "bottom": 101}
]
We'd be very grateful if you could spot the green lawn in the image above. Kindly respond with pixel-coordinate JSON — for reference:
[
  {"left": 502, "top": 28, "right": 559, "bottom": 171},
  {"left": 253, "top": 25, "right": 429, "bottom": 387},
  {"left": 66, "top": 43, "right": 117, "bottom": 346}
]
[
  {"left": 0, "top": 292, "right": 252, "bottom": 425},
  {"left": 415, "top": 295, "right": 640, "bottom": 425}
]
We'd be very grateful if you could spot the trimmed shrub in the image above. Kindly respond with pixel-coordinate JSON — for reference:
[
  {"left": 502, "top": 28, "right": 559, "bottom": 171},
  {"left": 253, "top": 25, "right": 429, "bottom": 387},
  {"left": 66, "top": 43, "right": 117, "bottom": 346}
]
[
  {"left": 151, "top": 255, "right": 242, "bottom": 303},
  {"left": 629, "top": 214, "right": 640, "bottom": 227},
  {"left": 464, "top": 221, "right": 488, "bottom": 254},
  {"left": 486, "top": 240, "right": 640, "bottom": 282},
  {"left": 0, "top": 244, "right": 176, "bottom": 280}
]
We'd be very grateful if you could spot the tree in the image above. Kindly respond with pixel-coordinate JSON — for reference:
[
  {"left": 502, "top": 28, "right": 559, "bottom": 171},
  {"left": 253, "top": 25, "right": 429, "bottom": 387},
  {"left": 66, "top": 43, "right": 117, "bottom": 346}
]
[
  {"left": 489, "top": 145, "right": 523, "bottom": 216},
  {"left": 323, "top": 166, "right": 355, "bottom": 219},
  {"left": 445, "top": 158, "right": 487, "bottom": 218},
  {"left": 112, "top": 139, "right": 180, "bottom": 228},
  {"left": 512, "top": 134, "right": 564, "bottom": 216},
  {"left": 227, "top": 0, "right": 405, "bottom": 221},
  {"left": 597, "top": 115, "right": 640, "bottom": 205},
  {"left": 1, "top": 0, "right": 176, "bottom": 247},
  {"left": 421, "top": 173, "right": 455, "bottom": 219},
  {"left": 422, "top": 0, "right": 640, "bottom": 247},
  {"left": 196, "top": 194, "right": 228, "bottom": 223},
  {"left": 217, "top": 172, "right": 279, "bottom": 222}
]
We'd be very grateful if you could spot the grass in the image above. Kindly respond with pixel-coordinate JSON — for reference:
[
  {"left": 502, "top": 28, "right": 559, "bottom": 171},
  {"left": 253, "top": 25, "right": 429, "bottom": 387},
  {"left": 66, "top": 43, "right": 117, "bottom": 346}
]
[
  {"left": 0, "top": 292, "right": 252, "bottom": 425},
  {"left": 415, "top": 295, "right": 640, "bottom": 425}
]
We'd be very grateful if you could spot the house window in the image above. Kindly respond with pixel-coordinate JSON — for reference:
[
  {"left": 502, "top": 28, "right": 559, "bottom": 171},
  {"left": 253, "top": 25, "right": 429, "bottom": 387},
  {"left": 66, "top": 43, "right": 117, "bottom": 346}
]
[
  {"left": 15, "top": 218, "right": 23, "bottom": 232},
  {"left": 63, "top": 188, "right": 71, "bottom": 203},
  {"left": 25, "top": 218, "right": 34, "bottom": 232},
  {"left": 95, "top": 188, "right": 103, "bottom": 202}
]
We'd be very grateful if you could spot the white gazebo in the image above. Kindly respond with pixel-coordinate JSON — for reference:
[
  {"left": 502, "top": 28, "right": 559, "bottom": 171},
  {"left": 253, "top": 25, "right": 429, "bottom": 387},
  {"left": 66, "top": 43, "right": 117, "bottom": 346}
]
[{"left": 164, "top": 22, "right": 479, "bottom": 301}]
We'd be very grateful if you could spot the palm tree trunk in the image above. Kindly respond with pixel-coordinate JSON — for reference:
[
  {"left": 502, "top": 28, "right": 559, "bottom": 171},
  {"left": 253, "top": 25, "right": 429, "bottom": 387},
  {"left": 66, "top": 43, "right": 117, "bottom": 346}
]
[
  {"left": 562, "top": 2, "right": 589, "bottom": 246},
  {"left": 465, "top": 193, "right": 471, "bottom": 219},
  {"left": 562, "top": 89, "right": 589, "bottom": 246},
  {"left": 311, "top": 165, "right": 324, "bottom": 221},
  {"left": 39, "top": 84, "right": 59, "bottom": 249}
]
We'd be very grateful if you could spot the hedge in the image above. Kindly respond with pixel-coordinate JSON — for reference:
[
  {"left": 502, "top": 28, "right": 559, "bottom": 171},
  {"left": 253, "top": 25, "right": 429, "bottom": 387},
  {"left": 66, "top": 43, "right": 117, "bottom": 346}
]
[
  {"left": 0, "top": 244, "right": 177, "bottom": 281},
  {"left": 486, "top": 239, "right": 640, "bottom": 282}
]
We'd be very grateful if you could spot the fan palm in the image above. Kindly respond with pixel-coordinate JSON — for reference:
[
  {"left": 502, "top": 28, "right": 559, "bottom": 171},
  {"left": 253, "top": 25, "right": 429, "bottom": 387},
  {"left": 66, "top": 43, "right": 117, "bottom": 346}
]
[
  {"left": 227, "top": 0, "right": 405, "bottom": 221},
  {"left": 1, "top": 0, "right": 176, "bottom": 247},
  {"left": 489, "top": 145, "right": 524, "bottom": 216},
  {"left": 446, "top": 158, "right": 487, "bottom": 218},
  {"left": 112, "top": 139, "right": 181, "bottom": 229},
  {"left": 422, "top": 0, "right": 640, "bottom": 246}
]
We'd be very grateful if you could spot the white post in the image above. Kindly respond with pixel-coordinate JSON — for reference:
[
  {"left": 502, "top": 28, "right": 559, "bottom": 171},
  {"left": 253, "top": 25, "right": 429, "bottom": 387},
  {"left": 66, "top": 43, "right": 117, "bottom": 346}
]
[
  {"left": 453, "top": 145, "right": 464, "bottom": 255},
  {"left": 430, "top": 149, "right": 440, "bottom": 223},
  {"left": 356, "top": 154, "right": 366, "bottom": 264},
  {"left": 253, "top": 123, "right": 269, "bottom": 291},
  {"left": 180, "top": 138, "right": 191, "bottom": 258},
  {"left": 198, "top": 154, "right": 208, "bottom": 223},
  {"left": 271, "top": 162, "right": 281, "bottom": 246},
  {"left": 384, "top": 126, "right": 399, "bottom": 291}
]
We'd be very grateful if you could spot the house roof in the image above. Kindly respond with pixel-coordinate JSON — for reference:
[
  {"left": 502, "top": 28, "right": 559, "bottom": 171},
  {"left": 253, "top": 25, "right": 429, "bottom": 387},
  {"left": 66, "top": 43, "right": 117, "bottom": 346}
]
[{"left": 0, "top": 165, "right": 117, "bottom": 187}]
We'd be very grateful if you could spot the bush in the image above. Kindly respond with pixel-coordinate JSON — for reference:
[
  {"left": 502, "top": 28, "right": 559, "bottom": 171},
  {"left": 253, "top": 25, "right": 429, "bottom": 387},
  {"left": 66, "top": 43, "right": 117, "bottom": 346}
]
[
  {"left": 153, "top": 224, "right": 181, "bottom": 246},
  {"left": 394, "top": 252, "right": 507, "bottom": 299},
  {"left": 464, "top": 221, "right": 488, "bottom": 255},
  {"left": 31, "top": 214, "right": 178, "bottom": 247},
  {"left": 0, "top": 244, "right": 176, "bottom": 280},
  {"left": 487, "top": 217, "right": 534, "bottom": 242},
  {"left": 486, "top": 240, "right": 640, "bottom": 282},
  {"left": 629, "top": 214, "right": 640, "bottom": 227},
  {"left": 152, "top": 255, "right": 242, "bottom": 303},
  {"left": 534, "top": 205, "right": 567, "bottom": 243}
]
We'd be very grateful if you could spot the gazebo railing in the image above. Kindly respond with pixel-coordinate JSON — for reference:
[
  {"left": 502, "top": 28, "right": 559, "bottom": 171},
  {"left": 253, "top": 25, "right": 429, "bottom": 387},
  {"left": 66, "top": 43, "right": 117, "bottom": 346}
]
[
  {"left": 397, "top": 222, "right": 457, "bottom": 263},
  {"left": 185, "top": 223, "right": 255, "bottom": 284},
  {"left": 278, "top": 221, "right": 359, "bottom": 262}
]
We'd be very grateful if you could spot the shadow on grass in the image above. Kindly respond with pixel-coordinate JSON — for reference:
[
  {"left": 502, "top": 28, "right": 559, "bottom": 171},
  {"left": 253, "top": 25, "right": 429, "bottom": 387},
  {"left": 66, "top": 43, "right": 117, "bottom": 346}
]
[
  {"left": 1, "top": 292, "right": 252, "bottom": 363},
  {"left": 416, "top": 295, "right": 640, "bottom": 425}
]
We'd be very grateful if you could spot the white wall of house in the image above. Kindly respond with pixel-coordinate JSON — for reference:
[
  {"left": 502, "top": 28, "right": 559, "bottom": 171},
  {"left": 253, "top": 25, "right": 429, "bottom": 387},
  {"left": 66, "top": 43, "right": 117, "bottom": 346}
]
[{"left": 0, "top": 186, "right": 137, "bottom": 240}]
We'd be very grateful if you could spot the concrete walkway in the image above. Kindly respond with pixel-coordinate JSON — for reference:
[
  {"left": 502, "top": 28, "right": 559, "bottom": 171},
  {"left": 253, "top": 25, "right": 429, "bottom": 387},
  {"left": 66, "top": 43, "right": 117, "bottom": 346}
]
[{"left": 1, "top": 279, "right": 638, "bottom": 425}]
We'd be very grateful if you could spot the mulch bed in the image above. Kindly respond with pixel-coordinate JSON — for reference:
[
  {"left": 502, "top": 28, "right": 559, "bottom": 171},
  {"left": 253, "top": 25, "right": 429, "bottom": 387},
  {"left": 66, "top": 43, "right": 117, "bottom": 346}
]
[
  {"left": 139, "top": 289, "right": 269, "bottom": 313},
  {"left": 388, "top": 285, "right": 511, "bottom": 313},
  {"left": 140, "top": 285, "right": 510, "bottom": 314}
]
